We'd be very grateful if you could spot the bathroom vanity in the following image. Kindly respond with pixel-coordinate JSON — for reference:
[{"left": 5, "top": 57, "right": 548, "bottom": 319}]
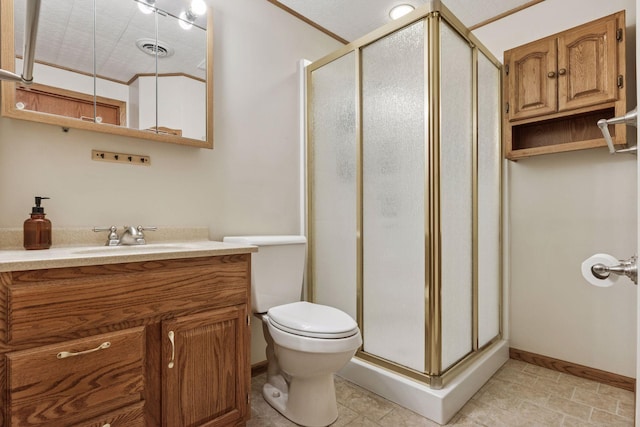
[{"left": 0, "top": 241, "right": 256, "bottom": 426}]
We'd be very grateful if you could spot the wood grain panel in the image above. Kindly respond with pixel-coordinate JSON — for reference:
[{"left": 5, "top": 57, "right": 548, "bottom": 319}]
[
  {"left": 72, "top": 401, "right": 145, "bottom": 427},
  {"left": 3, "top": 255, "right": 250, "bottom": 345},
  {"left": 163, "top": 307, "right": 248, "bottom": 426},
  {"left": 557, "top": 14, "right": 618, "bottom": 111},
  {"left": 506, "top": 37, "right": 557, "bottom": 121},
  {"left": 7, "top": 327, "right": 145, "bottom": 426},
  {"left": 511, "top": 108, "right": 614, "bottom": 150}
]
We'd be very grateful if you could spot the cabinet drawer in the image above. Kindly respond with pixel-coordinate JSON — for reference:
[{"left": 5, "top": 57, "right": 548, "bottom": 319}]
[
  {"left": 70, "top": 401, "right": 145, "bottom": 427},
  {"left": 5, "top": 255, "right": 250, "bottom": 345},
  {"left": 6, "top": 327, "right": 145, "bottom": 427}
]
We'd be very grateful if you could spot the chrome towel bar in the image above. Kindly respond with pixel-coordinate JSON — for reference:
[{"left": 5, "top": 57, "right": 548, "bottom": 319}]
[{"left": 597, "top": 107, "right": 637, "bottom": 154}]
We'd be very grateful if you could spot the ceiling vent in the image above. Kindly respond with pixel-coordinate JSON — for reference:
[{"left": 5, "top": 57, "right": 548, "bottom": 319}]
[{"left": 136, "top": 38, "right": 174, "bottom": 58}]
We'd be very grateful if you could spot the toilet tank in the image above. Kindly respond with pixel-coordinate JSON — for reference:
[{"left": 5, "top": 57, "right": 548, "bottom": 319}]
[{"left": 223, "top": 235, "right": 307, "bottom": 313}]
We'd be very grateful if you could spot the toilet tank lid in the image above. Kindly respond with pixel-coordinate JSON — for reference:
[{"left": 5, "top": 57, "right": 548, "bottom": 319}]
[{"left": 223, "top": 235, "right": 306, "bottom": 246}]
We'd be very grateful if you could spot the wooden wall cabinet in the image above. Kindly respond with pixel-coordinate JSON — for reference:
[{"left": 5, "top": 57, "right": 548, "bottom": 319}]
[
  {"left": 0, "top": 254, "right": 251, "bottom": 427},
  {"left": 504, "top": 11, "right": 627, "bottom": 160},
  {"left": 15, "top": 83, "right": 126, "bottom": 126}
]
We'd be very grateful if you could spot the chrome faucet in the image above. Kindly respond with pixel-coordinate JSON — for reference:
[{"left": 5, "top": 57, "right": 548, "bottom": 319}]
[
  {"left": 119, "top": 225, "right": 157, "bottom": 245},
  {"left": 93, "top": 225, "right": 157, "bottom": 246}
]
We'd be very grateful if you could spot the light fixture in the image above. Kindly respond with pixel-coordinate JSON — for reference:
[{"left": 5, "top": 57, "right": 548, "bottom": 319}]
[
  {"left": 137, "top": 0, "right": 156, "bottom": 15},
  {"left": 389, "top": 4, "right": 415, "bottom": 20},
  {"left": 179, "top": 0, "right": 207, "bottom": 30},
  {"left": 178, "top": 10, "right": 195, "bottom": 30},
  {"left": 190, "top": 0, "right": 207, "bottom": 16}
]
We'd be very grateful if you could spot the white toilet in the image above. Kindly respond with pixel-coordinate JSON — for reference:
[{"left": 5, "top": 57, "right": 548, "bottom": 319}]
[{"left": 223, "top": 235, "right": 362, "bottom": 427}]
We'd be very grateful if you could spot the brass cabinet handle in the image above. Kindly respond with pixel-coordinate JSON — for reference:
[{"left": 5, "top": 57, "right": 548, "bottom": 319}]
[
  {"left": 57, "top": 341, "right": 111, "bottom": 359},
  {"left": 547, "top": 71, "right": 556, "bottom": 78},
  {"left": 558, "top": 68, "right": 566, "bottom": 75},
  {"left": 168, "top": 330, "right": 175, "bottom": 369}
]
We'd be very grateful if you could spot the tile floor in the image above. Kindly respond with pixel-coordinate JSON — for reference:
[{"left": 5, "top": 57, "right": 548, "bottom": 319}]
[{"left": 248, "top": 359, "right": 635, "bottom": 426}]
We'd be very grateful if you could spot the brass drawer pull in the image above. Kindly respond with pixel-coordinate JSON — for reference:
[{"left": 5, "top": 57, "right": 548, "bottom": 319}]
[
  {"left": 168, "top": 331, "right": 175, "bottom": 369},
  {"left": 57, "top": 341, "right": 111, "bottom": 359}
]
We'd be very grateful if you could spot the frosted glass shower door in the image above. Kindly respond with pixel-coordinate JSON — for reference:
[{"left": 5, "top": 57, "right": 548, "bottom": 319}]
[
  {"left": 308, "top": 52, "right": 358, "bottom": 320},
  {"left": 439, "top": 22, "right": 474, "bottom": 371},
  {"left": 361, "top": 21, "right": 426, "bottom": 371},
  {"left": 477, "top": 52, "right": 502, "bottom": 347}
]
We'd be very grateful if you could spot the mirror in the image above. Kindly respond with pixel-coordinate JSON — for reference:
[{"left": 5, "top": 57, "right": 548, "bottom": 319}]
[{"left": 1, "top": 0, "right": 213, "bottom": 148}]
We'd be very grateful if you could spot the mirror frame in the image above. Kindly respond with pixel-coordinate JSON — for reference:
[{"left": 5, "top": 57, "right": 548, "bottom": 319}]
[{"left": 0, "top": 0, "right": 214, "bottom": 149}]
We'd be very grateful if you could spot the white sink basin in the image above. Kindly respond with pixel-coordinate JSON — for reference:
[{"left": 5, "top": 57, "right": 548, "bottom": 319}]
[{"left": 72, "top": 243, "right": 199, "bottom": 255}]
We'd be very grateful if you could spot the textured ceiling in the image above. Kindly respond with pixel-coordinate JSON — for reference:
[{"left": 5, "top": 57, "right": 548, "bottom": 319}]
[
  {"left": 14, "top": 0, "right": 207, "bottom": 84},
  {"left": 13, "top": 0, "right": 535, "bottom": 84},
  {"left": 278, "top": 0, "right": 537, "bottom": 42}
]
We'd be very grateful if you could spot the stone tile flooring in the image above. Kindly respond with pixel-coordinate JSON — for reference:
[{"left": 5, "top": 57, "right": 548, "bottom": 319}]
[{"left": 247, "top": 359, "right": 635, "bottom": 426}]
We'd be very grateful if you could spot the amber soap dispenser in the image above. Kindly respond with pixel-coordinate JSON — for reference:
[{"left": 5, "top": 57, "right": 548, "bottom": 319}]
[{"left": 24, "top": 196, "right": 52, "bottom": 250}]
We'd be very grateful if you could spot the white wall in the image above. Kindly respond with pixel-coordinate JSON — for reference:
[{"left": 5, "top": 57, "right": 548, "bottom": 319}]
[
  {"left": 474, "top": 0, "right": 637, "bottom": 377},
  {"left": 0, "top": 0, "right": 341, "bottom": 365}
]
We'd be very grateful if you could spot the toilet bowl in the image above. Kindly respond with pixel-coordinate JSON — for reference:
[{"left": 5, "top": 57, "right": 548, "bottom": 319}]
[
  {"left": 260, "top": 302, "right": 361, "bottom": 426},
  {"left": 222, "top": 236, "right": 362, "bottom": 427}
]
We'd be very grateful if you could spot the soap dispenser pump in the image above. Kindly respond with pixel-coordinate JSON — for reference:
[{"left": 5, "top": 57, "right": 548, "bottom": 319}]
[{"left": 24, "top": 196, "right": 52, "bottom": 250}]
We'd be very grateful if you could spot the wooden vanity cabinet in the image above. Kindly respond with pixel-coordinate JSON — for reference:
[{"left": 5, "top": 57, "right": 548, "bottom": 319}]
[
  {"left": 504, "top": 11, "right": 626, "bottom": 159},
  {"left": 0, "top": 254, "right": 252, "bottom": 427}
]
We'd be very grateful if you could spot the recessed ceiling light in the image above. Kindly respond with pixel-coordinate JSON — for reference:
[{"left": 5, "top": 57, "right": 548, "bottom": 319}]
[{"left": 389, "top": 4, "right": 415, "bottom": 20}]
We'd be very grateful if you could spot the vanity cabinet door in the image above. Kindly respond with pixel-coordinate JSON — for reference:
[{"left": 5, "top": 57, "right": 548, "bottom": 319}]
[
  {"left": 5, "top": 327, "right": 145, "bottom": 427},
  {"left": 162, "top": 306, "right": 250, "bottom": 427}
]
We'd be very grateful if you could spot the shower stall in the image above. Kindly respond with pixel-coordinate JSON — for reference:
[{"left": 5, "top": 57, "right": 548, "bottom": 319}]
[{"left": 306, "top": 1, "right": 506, "bottom": 423}]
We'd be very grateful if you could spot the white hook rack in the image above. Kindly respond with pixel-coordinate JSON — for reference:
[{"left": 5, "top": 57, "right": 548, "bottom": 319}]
[{"left": 597, "top": 107, "right": 637, "bottom": 154}]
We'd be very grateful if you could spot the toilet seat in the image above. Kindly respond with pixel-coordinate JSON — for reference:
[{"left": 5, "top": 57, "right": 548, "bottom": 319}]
[
  {"left": 265, "top": 302, "right": 362, "bottom": 354},
  {"left": 268, "top": 301, "right": 359, "bottom": 339}
]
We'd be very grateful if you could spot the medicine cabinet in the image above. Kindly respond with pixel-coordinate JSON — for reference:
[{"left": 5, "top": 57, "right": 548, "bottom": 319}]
[{"left": 1, "top": 0, "right": 213, "bottom": 148}]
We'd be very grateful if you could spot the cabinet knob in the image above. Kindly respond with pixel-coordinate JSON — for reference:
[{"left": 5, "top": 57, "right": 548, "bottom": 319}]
[
  {"left": 558, "top": 68, "right": 567, "bottom": 75},
  {"left": 547, "top": 71, "right": 556, "bottom": 78}
]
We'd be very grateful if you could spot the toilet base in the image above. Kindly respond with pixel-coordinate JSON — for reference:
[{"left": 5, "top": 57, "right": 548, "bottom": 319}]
[{"left": 263, "top": 373, "right": 338, "bottom": 427}]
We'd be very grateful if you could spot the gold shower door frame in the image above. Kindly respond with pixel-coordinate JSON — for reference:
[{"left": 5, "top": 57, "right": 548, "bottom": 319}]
[{"left": 306, "top": 0, "right": 503, "bottom": 388}]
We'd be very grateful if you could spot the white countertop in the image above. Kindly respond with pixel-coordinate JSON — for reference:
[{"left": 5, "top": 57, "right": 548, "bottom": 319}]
[{"left": 0, "top": 241, "right": 257, "bottom": 272}]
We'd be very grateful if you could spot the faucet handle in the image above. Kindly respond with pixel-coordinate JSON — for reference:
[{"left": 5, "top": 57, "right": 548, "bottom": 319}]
[
  {"left": 93, "top": 226, "right": 120, "bottom": 246},
  {"left": 135, "top": 226, "right": 156, "bottom": 244}
]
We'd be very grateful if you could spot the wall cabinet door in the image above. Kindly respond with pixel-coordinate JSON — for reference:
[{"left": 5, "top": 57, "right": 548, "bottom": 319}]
[
  {"left": 162, "top": 306, "right": 249, "bottom": 427},
  {"left": 506, "top": 37, "right": 557, "bottom": 121},
  {"left": 557, "top": 15, "right": 618, "bottom": 111}
]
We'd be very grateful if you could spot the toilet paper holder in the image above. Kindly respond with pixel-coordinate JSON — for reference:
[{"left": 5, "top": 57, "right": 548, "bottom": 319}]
[{"left": 591, "top": 255, "right": 637, "bottom": 285}]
